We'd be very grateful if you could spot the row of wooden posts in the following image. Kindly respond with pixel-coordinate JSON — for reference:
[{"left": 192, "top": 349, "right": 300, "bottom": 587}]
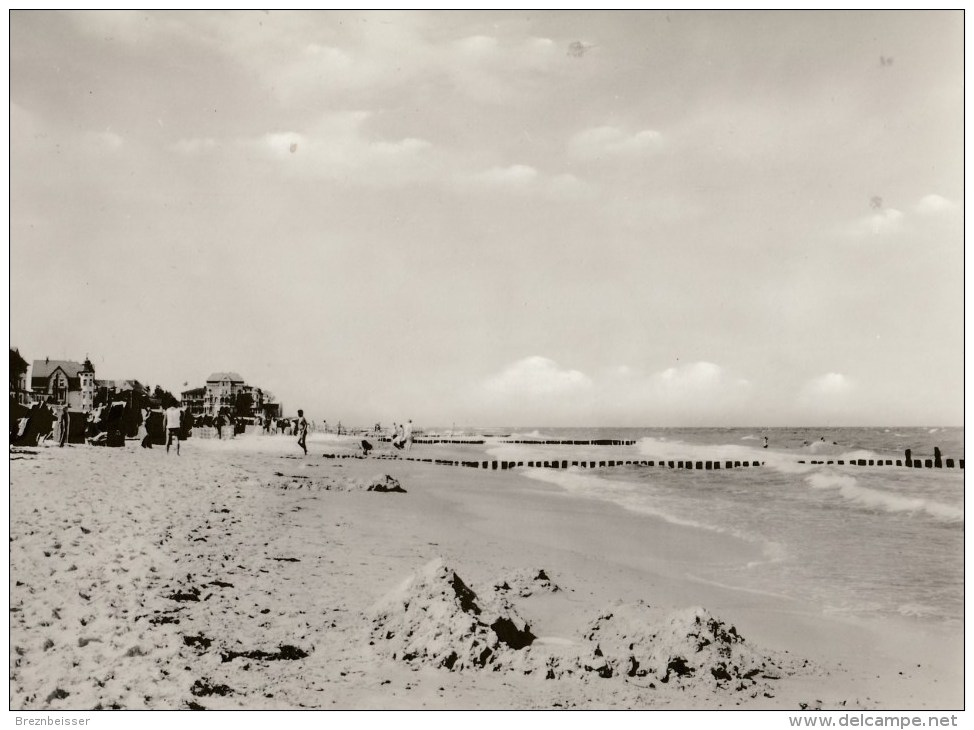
[
  {"left": 377, "top": 438, "right": 638, "bottom": 446},
  {"left": 323, "top": 454, "right": 764, "bottom": 470},
  {"left": 323, "top": 449, "right": 963, "bottom": 470}
]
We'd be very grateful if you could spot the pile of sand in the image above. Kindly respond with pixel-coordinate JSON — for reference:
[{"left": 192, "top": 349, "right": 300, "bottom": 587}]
[
  {"left": 562, "top": 601, "right": 794, "bottom": 696},
  {"left": 493, "top": 568, "right": 562, "bottom": 597},
  {"left": 269, "top": 472, "right": 406, "bottom": 493},
  {"left": 371, "top": 561, "right": 797, "bottom": 698},
  {"left": 369, "top": 559, "right": 536, "bottom": 672}
]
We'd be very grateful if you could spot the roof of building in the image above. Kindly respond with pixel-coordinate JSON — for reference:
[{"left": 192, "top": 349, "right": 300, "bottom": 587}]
[
  {"left": 31, "top": 359, "right": 88, "bottom": 389},
  {"left": 206, "top": 372, "right": 244, "bottom": 383},
  {"left": 181, "top": 386, "right": 207, "bottom": 397},
  {"left": 32, "top": 359, "right": 85, "bottom": 381}
]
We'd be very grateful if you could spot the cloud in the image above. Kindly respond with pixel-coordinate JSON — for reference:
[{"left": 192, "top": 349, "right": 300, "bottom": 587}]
[
  {"left": 483, "top": 356, "right": 592, "bottom": 397},
  {"left": 81, "top": 130, "right": 124, "bottom": 151},
  {"left": 656, "top": 361, "right": 735, "bottom": 392},
  {"left": 845, "top": 208, "right": 904, "bottom": 238},
  {"left": 467, "top": 165, "right": 589, "bottom": 199},
  {"left": 841, "top": 194, "right": 957, "bottom": 241},
  {"left": 626, "top": 361, "right": 752, "bottom": 414},
  {"left": 915, "top": 194, "right": 957, "bottom": 215},
  {"left": 475, "top": 164, "right": 539, "bottom": 187},
  {"left": 798, "top": 372, "right": 853, "bottom": 403},
  {"left": 569, "top": 125, "right": 664, "bottom": 160},
  {"left": 249, "top": 111, "right": 434, "bottom": 184},
  {"left": 477, "top": 358, "right": 752, "bottom": 424},
  {"left": 199, "top": 16, "right": 565, "bottom": 108},
  {"left": 172, "top": 137, "right": 217, "bottom": 155}
]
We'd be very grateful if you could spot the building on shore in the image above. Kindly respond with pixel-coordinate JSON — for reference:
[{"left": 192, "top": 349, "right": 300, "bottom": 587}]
[
  {"left": 10, "top": 348, "right": 30, "bottom": 405},
  {"left": 181, "top": 372, "right": 272, "bottom": 419},
  {"left": 180, "top": 386, "right": 206, "bottom": 416},
  {"left": 28, "top": 356, "right": 153, "bottom": 413},
  {"left": 29, "top": 357, "right": 97, "bottom": 411}
]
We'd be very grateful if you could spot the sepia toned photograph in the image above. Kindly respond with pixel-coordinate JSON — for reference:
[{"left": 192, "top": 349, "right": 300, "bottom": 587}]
[{"left": 8, "top": 10, "right": 963, "bottom": 716}]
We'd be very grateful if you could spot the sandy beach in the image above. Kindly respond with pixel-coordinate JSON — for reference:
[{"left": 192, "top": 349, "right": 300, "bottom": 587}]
[{"left": 9, "top": 434, "right": 962, "bottom": 711}]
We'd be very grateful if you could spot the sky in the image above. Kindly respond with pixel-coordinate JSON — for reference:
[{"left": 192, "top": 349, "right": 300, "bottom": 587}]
[{"left": 8, "top": 10, "right": 964, "bottom": 427}]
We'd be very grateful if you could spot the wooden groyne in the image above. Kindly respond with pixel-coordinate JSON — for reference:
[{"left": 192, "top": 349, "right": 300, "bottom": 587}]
[
  {"left": 499, "top": 439, "right": 637, "bottom": 446},
  {"left": 374, "top": 437, "right": 637, "bottom": 446},
  {"left": 320, "top": 450, "right": 963, "bottom": 471},
  {"left": 320, "top": 454, "right": 764, "bottom": 470},
  {"left": 798, "top": 458, "right": 964, "bottom": 469},
  {"left": 798, "top": 447, "right": 963, "bottom": 469},
  {"left": 376, "top": 437, "right": 486, "bottom": 445}
]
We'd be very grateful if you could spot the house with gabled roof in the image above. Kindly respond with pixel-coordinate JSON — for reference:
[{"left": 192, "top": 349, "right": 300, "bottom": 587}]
[{"left": 30, "top": 357, "right": 97, "bottom": 411}]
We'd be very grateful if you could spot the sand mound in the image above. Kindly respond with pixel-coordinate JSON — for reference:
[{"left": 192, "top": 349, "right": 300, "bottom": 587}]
[
  {"left": 370, "top": 559, "right": 535, "bottom": 672},
  {"left": 562, "top": 601, "right": 792, "bottom": 695},
  {"left": 370, "top": 562, "right": 795, "bottom": 697},
  {"left": 268, "top": 472, "right": 405, "bottom": 493},
  {"left": 494, "top": 568, "right": 563, "bottom": 597},
  {"left": 364, "top": 475, "right": 406, "bottom": 493}
]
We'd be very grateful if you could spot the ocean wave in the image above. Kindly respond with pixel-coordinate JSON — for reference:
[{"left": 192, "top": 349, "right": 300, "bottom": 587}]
[
  {"left": 506, "top": 430, "right": 556, "bottom": 440},
  {"left": 805, "top": 472, "right": 963, "bottom": 523},
  {"left": 635, "top": 436, "right": 816, "bottom": 475},
  {"left": 519, "top": 467, "right": 784, "bottom": 561}
]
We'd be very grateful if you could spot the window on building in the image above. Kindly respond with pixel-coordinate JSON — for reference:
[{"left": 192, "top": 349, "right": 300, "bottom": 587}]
[{"left": 52, "top": 374, "right": 67, "bottom": 403}]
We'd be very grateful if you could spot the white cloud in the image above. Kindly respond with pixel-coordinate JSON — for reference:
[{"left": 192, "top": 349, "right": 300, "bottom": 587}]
[
  {"left": 456, "top": 34, "right": 499, "bottom": 55},
  {"left": 478, "top": 358, "right": 752, "bottom": 424},
  {"left": 251, "top": 111, "right": 434, "bottom": 184},
  {"left": 172, "top": 137, "right": 217, "bottom": 155},
  {"left": 633, "top": 362, "right": 752, "bottom": 413},
  {"left": 845, "top": 208, "right": 904, "bottom": 238},
  {"left": 569, "top": 125, "right": 664, "bottom": 159},
  {"left": 474, "top": 164, "right": 539, "bottom": 187},
  {"left": 915, "top": 194, "right": 957, "bottom": 215},
  {"left": 86, "top": 131, "right": 124, "bottom": 151},
  {"left": 468, "top": 165, "right": 590, "bottom": 200},
  {"left": 799, "top": 372, "right": 853, "bottom": 401},
  {"left": 483, "top": 356, "right": 592, "bottom": 397},
  {"left": 303, "top": 42, "right": 353, "bottom": 69}
]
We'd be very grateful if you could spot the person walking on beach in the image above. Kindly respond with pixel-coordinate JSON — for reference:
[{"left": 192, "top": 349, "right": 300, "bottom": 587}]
[
  {"left": 165, "top": 405, "right": 182, "bottom": 455},
  {"left": 296, "top": 409, "right": 308, "bottom": 455},
  {"left": 404, "top": 419, "right": 414, "bottom": 452}
]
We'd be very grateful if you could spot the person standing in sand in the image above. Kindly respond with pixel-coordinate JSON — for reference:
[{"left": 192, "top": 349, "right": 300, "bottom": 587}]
[
  {"left": 165, "top": 405, "right": 182, "bottom": 455},
  {"left": 140, "top": 407, "right": 153, "bottom": 448},
  {"left": 296, "top": 409, "right": 308, "bottom": 455},
  {"left": 56, "top": 406, "right": 68, "bottom": 447}
]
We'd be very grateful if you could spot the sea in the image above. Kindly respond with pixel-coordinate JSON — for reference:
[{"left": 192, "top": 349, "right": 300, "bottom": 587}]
[{"left": 473, "top": 426, "right": 964, "bottom": 627}]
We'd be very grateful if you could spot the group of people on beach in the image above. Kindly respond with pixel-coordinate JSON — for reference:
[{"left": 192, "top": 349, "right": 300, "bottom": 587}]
[{"left": 389, "top": 420, "right": 413, "bottom": 452}]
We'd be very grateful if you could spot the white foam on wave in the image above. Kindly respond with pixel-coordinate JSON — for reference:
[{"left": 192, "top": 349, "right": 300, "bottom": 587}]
[
  {"left": 520, "top": 468, "right": 712, "bottom": 531},
  {"left": 507, "top": 430, "right": 556, "bottom": 440},
  {"left": 519, "top": 467, "right": 786, "bottom": 563},
  {"left": 805, "top": 472, "right": 963, "bottom": 523},
  {"left": 635, "top": 436, "right": 813, "bottom": 475}
]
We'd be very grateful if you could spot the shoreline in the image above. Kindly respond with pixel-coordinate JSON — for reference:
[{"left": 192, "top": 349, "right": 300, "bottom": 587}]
[{"left": 9, "top": 436, "right": 962, "bottom": 710}]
